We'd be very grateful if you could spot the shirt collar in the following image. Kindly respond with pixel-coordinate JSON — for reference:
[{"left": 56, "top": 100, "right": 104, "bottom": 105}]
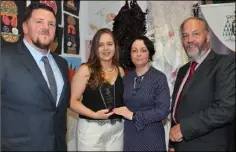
[
  {"left": 23, "top": 39, "right": 51, "bottom": 64},
  {"left": 195, "top": 49, "right": 211, "bottom": 65}
]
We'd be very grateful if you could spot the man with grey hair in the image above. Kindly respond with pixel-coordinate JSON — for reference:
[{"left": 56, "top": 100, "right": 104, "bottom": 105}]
[{"left": 169, "top": 17, "right": 235, "bottom": 151}]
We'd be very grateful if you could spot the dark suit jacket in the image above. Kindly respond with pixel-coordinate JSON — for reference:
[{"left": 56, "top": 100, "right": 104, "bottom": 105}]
[
  {"left": 170, "top": 51, "right": 235, "bottom": 151},
  {"left": 1, "top": 41, "right": 70, "bottom": 151}
]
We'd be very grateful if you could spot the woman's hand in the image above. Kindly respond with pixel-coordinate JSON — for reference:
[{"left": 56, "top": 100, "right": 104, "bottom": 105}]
[
  {"left": 93, "top": 109, "right": 114, "bottom": 119},
  {"left": 113, "top": 106, "right": 133, "bottom": 120},
  {"left": 168, "top": 148, "right": 175, "bottom": 152}
]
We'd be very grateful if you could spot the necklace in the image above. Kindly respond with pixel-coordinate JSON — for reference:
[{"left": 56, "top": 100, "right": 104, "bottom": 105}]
[{"left": 102, "top": 68, "right": 115, "bottom": 73}]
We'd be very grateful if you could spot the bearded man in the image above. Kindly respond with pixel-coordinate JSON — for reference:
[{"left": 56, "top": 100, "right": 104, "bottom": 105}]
[
  {"left": 168, "top": 17, "right": 235, "bottom": 151},
  {"left": 1, "top": 3, "right": 70, "bottom": 151}
]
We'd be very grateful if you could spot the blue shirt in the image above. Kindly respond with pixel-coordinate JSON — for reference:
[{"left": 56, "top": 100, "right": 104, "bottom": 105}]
[{"left": 23, "top": 39, "right": 64, "bottom": 106}]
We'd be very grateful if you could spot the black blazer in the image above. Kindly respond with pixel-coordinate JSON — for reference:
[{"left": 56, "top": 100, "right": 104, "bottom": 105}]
[
  {"left": 170, "top": 51, "right": 235, "bottom": 151},
  {"left": 1, "top": 41, "right": 70, "bottom": 151}
]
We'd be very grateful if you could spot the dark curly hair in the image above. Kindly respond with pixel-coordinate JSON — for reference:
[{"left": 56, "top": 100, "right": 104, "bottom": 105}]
[{"left": 128, "top": 35, "right": 155, "bottom": 69}]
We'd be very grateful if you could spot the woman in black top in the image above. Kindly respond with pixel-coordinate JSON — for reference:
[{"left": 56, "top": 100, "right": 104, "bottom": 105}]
[{"left": 70, "top": 28, "right": 125, "bottom": 151}]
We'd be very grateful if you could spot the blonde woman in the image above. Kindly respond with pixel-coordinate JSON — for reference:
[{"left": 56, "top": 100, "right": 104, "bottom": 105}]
[{"left": 70, "top": 28, "right": 125, "bottom": 151}]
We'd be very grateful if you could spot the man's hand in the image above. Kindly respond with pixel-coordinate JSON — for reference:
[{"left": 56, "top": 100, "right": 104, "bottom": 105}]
[{"left": 169, "top": 124, "right": 183, "bottom": 142}]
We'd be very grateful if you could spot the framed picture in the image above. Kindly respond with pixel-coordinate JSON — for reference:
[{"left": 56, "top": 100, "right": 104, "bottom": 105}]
[
  {"left": 1, "top": 1, "right": 26, "bottom": 45},
  {"left": 62, "top": 56, "right": 81, "bottom": 82},
  {"left": 63, "top": 0, "right": 80, "bottom": 16},
  {"left": 63, "top": 13, "right": 80, "bottom": 55}
]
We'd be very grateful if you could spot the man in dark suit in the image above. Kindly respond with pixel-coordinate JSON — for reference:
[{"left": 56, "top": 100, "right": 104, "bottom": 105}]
[
  {"left": 1, "top": 3, "right": 70, "bottom": 151},
  {"left": 169, "top": 17, "right": 235, "bottom": 151}
]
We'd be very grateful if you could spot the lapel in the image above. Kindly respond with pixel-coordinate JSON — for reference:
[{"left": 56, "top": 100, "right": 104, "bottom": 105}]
[
  {"left": 51, "top": 53, "right": 67, "bottom": 107},
  {"left": 172, "top": 64, "right": 190, "bottom": 103},
  {"left": 181, "top": 50, "right": 216, "bottom": 98},
  {"left": 17, "top": 41, "right": 55, "bottom": 106}
]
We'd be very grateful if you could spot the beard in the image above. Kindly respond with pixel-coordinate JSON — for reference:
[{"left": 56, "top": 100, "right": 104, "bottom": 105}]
[
  {"left": 184, "top": 38, "right": 208, "bottom": 61},
  {"left": 32, "top": 38, "right": 52, "bottom": 50}
]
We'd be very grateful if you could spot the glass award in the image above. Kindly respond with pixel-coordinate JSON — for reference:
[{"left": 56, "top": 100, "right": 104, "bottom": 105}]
[{"left": 99, "top": 83, "right": 115, "bottom": 111}]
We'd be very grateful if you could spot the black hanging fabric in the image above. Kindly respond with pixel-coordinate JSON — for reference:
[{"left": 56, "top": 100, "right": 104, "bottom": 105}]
[
  {"left": 129, "top": 0, "right": 146, "bottom": 36},
  {"left": 112, "top": 0, "right": 147, "bottom": 72},
  {"left": 192, "top": 1, "right": 206, "bottom": 17}
]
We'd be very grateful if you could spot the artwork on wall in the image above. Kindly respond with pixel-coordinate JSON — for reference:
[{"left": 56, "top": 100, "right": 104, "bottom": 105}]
[
  {"left": 38, "top": 0, "right": 62, "bottom": 25},
  {"left": 87, "top": 1, "right": 120, "bottom": 36},
  {"left": 1, "top": 0, "right": 26, "bottom": 45},
  {"left": 85, "top": 40, "right": 92, "bottom": 60},
  {"left": 1, "top": 0, "right": 82, "bottom": 72},
  {"left": 64, "top": 13, "right": 80, "bottom": 55},
  {"left": 50, "top": 26, "right": 63, "bottom": 54},
  {"left": 63, "top": 56, "right": 81, "bottom": 82},
  {"left": 63, "top": 0, "right": 80, "bottom": 16}
]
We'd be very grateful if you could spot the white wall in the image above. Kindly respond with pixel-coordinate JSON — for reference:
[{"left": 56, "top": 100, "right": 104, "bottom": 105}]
[{"left": 78, "top": 1, "right": 148, "bottom": 63}]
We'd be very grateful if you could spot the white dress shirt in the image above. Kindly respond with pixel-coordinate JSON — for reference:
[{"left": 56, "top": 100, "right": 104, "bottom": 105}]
[
  {"left": 23, "top": 39, "right": 64, "bottom": 106},
  {"left": 172, "top": 49, "right": 212, "bottom": 123}
]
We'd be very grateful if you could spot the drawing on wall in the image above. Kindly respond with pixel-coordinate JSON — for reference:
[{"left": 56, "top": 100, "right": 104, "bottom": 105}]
[
  {"left": 87, "top": 1, "right": 120, "bottom": 36},
  {"left": 50, "top": 26, "right": 63, "bottom": 54},
  {"left": 63, "top": 0, "right": 80, "bottom": 16},
  {"left": 85, "top": 40, "right": 92, "bottom": 60},
  {"left": 39, "top": 0, "right": 62, "bottom": 25},
  {"left": 63, "top": 56, "right": 81, "bottom": 82},
  {"left": 1, "top": 0, "right": 26, "bottom": 45},
  {"left": 64, "top": 13, "right": 80, "bottom": 55}
]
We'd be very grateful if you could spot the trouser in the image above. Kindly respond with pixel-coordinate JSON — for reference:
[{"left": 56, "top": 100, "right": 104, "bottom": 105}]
[{"left": 76, "top": 118, "right": 124, "bottom": 151}]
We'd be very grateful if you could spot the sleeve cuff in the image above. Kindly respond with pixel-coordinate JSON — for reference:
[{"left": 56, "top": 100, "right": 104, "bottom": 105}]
[{"left": 132, "top": 112, "right": 144, "bottom": 132}]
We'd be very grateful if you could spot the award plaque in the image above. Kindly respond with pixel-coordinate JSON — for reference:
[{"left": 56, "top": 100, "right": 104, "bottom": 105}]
[{"left": 99, "top": 83, "right": 115, "bottom": 111}]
